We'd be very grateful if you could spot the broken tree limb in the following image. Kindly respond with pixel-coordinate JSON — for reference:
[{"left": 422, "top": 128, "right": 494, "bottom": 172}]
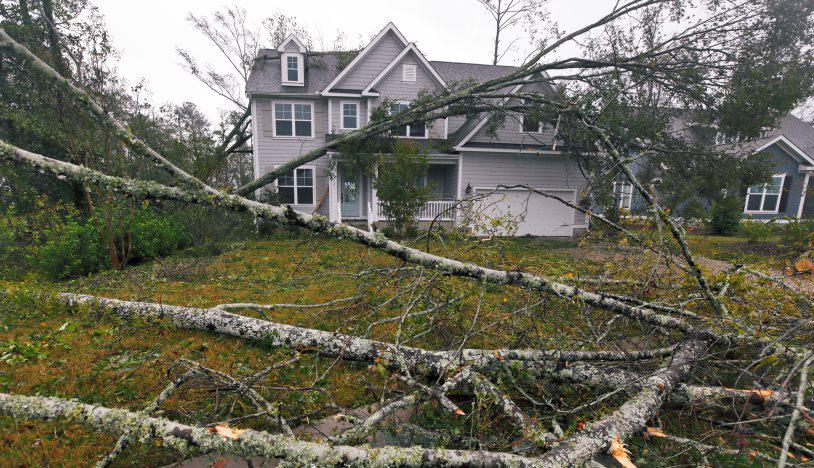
[
  {"left": 777, "top": 351, "right": 814, "bottom": 468},
  {"left": 96, "top": 369, "right": 197, "bottom": 468},
  {"left": 535, "top": 340, "right": 708, "bottom": 467},
  {"left": 0, "top": 29, "right": 216, "bottom": 194},
  {"left": 52, "top": 291, "right": 647, "bottom": 386},
  {"left": 0, "top": 392, "right": 543, "bottom": 466}
]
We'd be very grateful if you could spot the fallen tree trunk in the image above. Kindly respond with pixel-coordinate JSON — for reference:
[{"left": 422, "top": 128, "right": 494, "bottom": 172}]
[
  {"left": 0, "top": 392, "right": 542, "bottom": 467},
  {"left": 536, "top": 340, "right": 708, "bottom": 466},
  {"left": 55, "top": 292, "right": 644, "bottom": 386}
]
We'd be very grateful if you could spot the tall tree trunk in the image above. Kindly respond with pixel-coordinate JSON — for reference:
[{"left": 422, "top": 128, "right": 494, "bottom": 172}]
[
  {"left": 492, "top": 0, "right": 502, "bottom": 65},
  {"left": 40, "top": 0, "right": 70, "bottom": 77}
]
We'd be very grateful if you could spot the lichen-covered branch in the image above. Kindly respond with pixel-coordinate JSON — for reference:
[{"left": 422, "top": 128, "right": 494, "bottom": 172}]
[
  {"left": 0, "top": 28, "right": 216, "bottom": 194},
  {"left": 0, "top": 392, "right": 543, "bottom": 466},
  {"left": 536, "top": 340, "right": 707, "bottom": 467},
  {"left": 53, "top": 292, "right": 650, "bottom": 385}
]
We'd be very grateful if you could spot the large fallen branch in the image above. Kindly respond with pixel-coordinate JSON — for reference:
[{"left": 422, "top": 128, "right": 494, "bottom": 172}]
[
  {"left": 54, "top": 292, "right": 649, "bottom": 386},
  {"left": 535, "top": 340, "right": 707, "bottom": 466},
  {"left": 0, "top": 392, "right": 542, "bottom": 466}
]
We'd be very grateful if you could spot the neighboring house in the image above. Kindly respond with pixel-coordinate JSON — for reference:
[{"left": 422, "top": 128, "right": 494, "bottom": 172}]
[
  {"left": 619, "top": 113, "right": 814, "bottom": 220},
  {"left": 246, "top": 22, "right": 589, "bottom": 237}
]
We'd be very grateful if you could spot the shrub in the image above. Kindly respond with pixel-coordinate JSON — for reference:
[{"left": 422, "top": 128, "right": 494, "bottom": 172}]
[
  {"left": 36, "top": 219, "right": 108, "bottom": 280},
  {"left": 780, "top": 217, "right": 814, "bottom": 251},
  {"left": 129, "top": 211, "right": 191, "bottom": 262},
  {"left": 373, "top": 141, "right": 432, "bottom": 236},
  {"left": 707, "top": 196, "right": 743, "bottom": 234},
  {"left": 740, "top": 219, "right": 775, "bottom": 243},
  {"left": 35, "top": 209, "right": 193, "bottom": 280}
]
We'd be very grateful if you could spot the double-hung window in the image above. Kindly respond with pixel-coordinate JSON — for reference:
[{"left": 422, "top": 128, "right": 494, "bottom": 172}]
[
  {"left": 287, "top": 56, "right": 299, "bottom": 82},
  {"left": 745, "top": 175, "right": 785, "bottom": 213},
  {"left": 341, "top": 102, "right": 358, "bottom": 130},
  {"left": 281, "top": 53, "right": 303, "bottom": 85},
  {"left": 274, "top": 103, "right": 313, "bottom": 138},
  {"left": 389, "top": 102, "right": 426, "bottom": 138},
  {"left": 613, "top": 181, "right": 634, "bottom": 210},
  {"left": 277, "top": 167, "right": 315, "bottom": 205}
]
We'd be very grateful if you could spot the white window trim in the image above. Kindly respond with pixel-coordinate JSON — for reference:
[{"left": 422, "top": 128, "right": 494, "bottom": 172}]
[
  {"left": 340, "top": 101, "right": 360, "bottom": 130},
  {"left": 519, "top": 101, "right": 544, "bottom": 134},
  {"left": 281, "top": 52, "right": 304, "bottom": 86},
  {"left": 272, "top": 101, "right": 315, "bottom": 140},
  {"left": 744, "top": 174, "right": 785, "bottom": 214},
  {"left": 402, "top": 64, "right": 417, "bottom": 82},
  {"left": 274, "top": 164, "right": 316, "bottom": 205},
  {"left": 613, "top": 181, "right": 634, "bottom": 210},
  {"left": 519, "top": 117, "right": 544, "bottom": 134},
  {"left": 390, "top": 101, "right": 427, "bottom": 139}
]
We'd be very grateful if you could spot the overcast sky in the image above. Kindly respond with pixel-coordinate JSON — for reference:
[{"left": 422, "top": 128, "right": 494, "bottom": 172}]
[{"left": 95, "top": 0, "right": 612, "bottom": 121}]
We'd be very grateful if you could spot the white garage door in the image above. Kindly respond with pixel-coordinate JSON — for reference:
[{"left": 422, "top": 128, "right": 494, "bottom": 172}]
[{"left": 473, "top": 189, "right": 576, "bottom": 237}]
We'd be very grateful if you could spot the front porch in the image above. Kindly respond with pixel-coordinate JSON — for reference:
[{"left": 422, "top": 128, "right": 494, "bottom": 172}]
[{"left": 327, "top": 157, "right": 461, "bottom": 229}]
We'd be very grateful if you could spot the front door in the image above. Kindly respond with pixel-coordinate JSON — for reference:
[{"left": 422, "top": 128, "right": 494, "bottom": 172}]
[{"left": 339, "top": 166, "right": 361, "bottom": 218}]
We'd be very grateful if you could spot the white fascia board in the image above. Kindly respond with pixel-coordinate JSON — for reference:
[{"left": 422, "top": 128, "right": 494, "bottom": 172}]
[
  {"left": 277, "top": 34, "right": 307, "bottom": 52},
  {"left": 755, "top": 135, "right": 814, "bottom": 166},
  {"left": 454, "top": 145, "right": 562, "bottom": 155}
]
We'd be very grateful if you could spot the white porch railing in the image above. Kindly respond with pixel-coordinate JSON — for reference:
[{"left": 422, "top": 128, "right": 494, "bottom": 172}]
[{"left": 377, "top": 200, "right": 457, "bottom": 221}]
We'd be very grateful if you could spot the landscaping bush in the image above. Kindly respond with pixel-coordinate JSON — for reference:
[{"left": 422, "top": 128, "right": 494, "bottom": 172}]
[
  {"left": 707, "top": 196, "right": 743, "bottom": 234},
  {"left": 34, "top": 209, "right": 194, "bottom": 280},
  {"left": 129, "top": 211, "right": 191, "bottom": 262},
  {"left": 36, "top": 219, "right": 108, "bottom": 280},
  {"left": 740, "top": 218, "right": 774, "bottom": 243},
  {"left": 780, "top": 217, "right": 814, "bottom": 251}
]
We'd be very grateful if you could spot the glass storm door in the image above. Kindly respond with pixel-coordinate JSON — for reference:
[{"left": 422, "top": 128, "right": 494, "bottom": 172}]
[{"left": 339, "top": 166, "right": 361, "bottom": 218}]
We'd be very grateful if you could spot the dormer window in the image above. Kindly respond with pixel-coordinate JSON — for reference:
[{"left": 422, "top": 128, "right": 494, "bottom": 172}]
[
  {"left": 281, "top": 53, "right": 304, "bottom": 86},
  {"left": 277, "top": 34, "right": 307, "bottom": 86},
  {"left": 287, "top": 55, "right": 299, "bottom": 82}
]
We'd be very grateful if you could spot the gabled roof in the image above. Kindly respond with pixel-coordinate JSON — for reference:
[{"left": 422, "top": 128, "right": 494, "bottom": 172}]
[
  {"left": 454, "top": 81, "right": 528, "bottom": 149},
  {"left": 321, "top": 22, "right": 409, "bottom": 95},
  {"left": 362, "top": 44, "right": 447, "bottom": 96},
  {"left": 714, "top": 114, "right": 814, "bottom": 165},
  {"left": 755, "top": 135, "right": 814, "bottom": 165},
  {"left": 277, "top": 34, "right": 307, "bottom": 53}
]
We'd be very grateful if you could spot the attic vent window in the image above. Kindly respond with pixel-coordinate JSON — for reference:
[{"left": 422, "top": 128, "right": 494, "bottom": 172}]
[{"left": 402, "top": 64, "right": 416, "bottom": 82}]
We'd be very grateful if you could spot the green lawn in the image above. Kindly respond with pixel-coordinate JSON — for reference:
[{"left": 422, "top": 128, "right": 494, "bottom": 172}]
[
  {"left": 0, "top": 232, "right": 801, "bottom": 465},
  {"left": 686, "top": 233, "right": 800, "bottom": 271},
  {"left": 0, "top": 233, "right": 611, "bottom": 465}
]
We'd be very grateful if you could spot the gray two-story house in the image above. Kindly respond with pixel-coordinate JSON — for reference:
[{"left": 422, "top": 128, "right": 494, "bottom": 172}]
[{"left": 247, "top": 22, "right": 588, "bottom": 237}]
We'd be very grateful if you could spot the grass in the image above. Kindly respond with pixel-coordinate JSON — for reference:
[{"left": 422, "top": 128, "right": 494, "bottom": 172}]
[
  {"left": 0, "top": 230, "right": 803, "bottom": 465},
  {"left": 686, "top": 232, "right": 803, "bottom": 272},
  {"left": 0, "top": 232, "right": 602, "bottom": 465}
]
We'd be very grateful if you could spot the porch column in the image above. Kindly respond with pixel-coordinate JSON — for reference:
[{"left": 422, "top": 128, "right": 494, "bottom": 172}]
[
  {"left": 328, "top": 160, "right": 339, "bottom": 223},
  {"left": 455, "top": 155, "right": 464, "bottom": 227},
  {"left": 369, "top": 165, "right": 379, "bottom": 229}
]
